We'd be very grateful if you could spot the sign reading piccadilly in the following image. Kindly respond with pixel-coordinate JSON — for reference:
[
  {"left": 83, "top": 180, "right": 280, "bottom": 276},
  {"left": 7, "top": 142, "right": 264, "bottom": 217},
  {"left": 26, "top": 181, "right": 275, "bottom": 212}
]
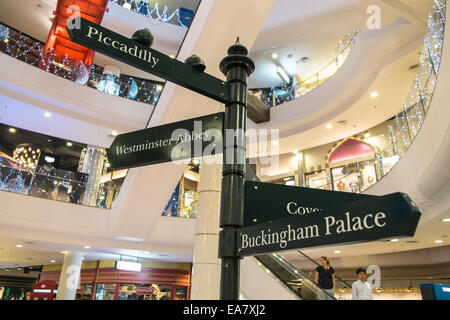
[
  {"left": 107, "top": 112, "right": 224, "bottom": 170},
  {"left": 238, "top": 192, "right": 421, "bottom": 256},
  {"left": 66, "top": 18, "right": 230, "bottom": 104},
  {"left": 244, "top": 181, "right": 376, "bottom": 227}
]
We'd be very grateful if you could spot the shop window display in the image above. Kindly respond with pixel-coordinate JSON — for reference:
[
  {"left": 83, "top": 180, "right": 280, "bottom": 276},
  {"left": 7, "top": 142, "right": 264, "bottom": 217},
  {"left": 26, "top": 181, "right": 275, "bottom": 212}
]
[
  {"left": 269, "top": 176, "right": 296, "bottom": 186},
  {"left": 305, "top": 171, "right": 329, "bottom": 189},
  {"left": 75, "top": 284, "right": 93, "bottom": 300},
  {"left": 332, "top": 165, "right": 360, "bottom": 193},
  {"left": 359, "top": 160, "right": 378, "bottom": 190},
  {"left": 118, "top": 284, "right": 171, "bottom": 300},
  {"left": 95, "top": 283, "right": 116, "bottom": 300},
  {"left": 175, "top": 286, "right": 188, "bottom": 300}
]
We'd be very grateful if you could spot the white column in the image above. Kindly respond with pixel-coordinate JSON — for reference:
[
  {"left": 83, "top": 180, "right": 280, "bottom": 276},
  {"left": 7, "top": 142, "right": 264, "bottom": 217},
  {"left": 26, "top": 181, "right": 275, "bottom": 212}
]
[
  {"left": 190, "top": 162, "right": 222, "bottom": 300},
  {"left": 56, "top": 251, "right": 83, "bottom": 300}
]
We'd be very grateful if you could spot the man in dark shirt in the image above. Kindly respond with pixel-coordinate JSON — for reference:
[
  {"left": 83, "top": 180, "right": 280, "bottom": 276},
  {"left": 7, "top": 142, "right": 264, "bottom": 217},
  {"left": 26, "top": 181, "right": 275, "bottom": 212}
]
[{"left": 315, "top": 256, "right": 335, "bottom": 300}]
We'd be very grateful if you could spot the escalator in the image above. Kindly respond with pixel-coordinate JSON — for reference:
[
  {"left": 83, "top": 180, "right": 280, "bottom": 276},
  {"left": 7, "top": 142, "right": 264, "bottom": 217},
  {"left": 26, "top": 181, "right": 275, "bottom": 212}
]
[{"left": 251, "top": 252, "right": 352, "bottom": 300}]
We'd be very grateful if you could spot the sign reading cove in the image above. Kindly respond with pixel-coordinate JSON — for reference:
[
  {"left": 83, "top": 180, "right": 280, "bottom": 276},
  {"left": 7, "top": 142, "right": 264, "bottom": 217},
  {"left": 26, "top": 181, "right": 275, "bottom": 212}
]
[
  {"left": 244, "top": 181, "right": 375, "bottom": 226},
  {"left": 238, "top": 191, "right": 421, "bottom": 256}
]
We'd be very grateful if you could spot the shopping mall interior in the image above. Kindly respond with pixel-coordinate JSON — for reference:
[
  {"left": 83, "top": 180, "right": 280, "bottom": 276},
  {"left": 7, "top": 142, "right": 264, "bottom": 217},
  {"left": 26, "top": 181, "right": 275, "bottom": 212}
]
[{"left": 0, "top": 0, "right": 449, "bottom": 301}]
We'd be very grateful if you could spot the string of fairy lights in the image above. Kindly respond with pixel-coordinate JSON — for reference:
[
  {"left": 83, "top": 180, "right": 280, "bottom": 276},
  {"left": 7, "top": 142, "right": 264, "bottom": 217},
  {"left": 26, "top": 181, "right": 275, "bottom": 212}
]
[
  {"left": 310, "top": 0, "right": 446, "bottom": 192},
  {"left": 0, "top": 0, "right": 447, "bottom": 210},
  {"left": 0, "top": 24, "right": 164, "bottom": 106},
  {"left": 250, "top": 31, "right": 359, "bottom": 108},
  {"left": 110, "top": 0, "right": 195, "bottom": 28}
]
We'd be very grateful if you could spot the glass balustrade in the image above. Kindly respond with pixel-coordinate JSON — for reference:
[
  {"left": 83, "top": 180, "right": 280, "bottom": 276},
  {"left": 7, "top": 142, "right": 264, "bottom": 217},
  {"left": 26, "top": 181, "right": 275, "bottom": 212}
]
[
  {"left": 0, "top": 161, "right": 119, "bottom": 208},
  {"left": 289, "top": 0, "right": 446, "bottom": 194},
  {"left": 111, "top": 0, "right": 197, "bottom": 28},
  {"left": 254, "top": 253, "right": 340, "bottom": 300},
  {"left": 0, "top": 22, "right": 164, "bottom": 106},
  {"left": 250, "top": 31, "right": 359, "bottom": 108}
]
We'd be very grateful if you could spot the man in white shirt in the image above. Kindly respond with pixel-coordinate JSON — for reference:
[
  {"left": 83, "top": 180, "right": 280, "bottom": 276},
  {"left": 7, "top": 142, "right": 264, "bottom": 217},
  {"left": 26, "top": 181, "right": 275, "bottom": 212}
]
[{"left": 352, "top": 268, "right": 374, "bottom": 300}]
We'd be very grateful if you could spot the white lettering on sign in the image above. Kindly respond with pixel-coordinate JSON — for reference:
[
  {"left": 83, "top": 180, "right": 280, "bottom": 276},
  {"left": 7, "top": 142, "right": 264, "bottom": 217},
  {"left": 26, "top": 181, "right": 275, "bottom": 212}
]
[
  {"left": 324, "top": 212, "right": 387, "bottom": 235},
  {"left": 241, "top": 211, "right": 388, "bottom": 251},
  {"left": 86, "top": 26, "right": 160, "bottom": 68},
  {"left": 286, "top": 202, "right": 321, "bottom": 215}
]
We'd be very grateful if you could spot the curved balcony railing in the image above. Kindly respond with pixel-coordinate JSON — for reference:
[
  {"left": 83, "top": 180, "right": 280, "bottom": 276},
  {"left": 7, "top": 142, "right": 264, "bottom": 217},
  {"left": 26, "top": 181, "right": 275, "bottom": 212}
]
[
  {"left": 0, "top": 161, "right": 119, "bottom": 208},
  {"left": 300, "top": 0, "right": 446, "bottom": 193},
  {"left": 111, "top": 0, "right": 197, "bottom": 28},
  {"left": 0, "top": 22, "right": 164, "bottom": 106},
  {"left": 249, "top": 31, "right": 359, "bottom": 108}
]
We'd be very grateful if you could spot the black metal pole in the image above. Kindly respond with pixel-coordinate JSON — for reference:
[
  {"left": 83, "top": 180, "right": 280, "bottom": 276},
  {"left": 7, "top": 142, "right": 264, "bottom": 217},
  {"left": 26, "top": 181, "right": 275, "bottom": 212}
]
[{"left": 218, "top": 39, "right": 255, "bottom": 300}]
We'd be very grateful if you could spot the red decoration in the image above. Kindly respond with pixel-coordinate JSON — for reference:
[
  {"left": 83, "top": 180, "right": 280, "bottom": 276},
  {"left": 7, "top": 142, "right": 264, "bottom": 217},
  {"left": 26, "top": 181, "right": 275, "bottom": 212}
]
[
  {"left": 39, "top": 0, "right": 108, "bottom": 72},
  {"left": 30, "top": 280, "right": 57, "bottom": 300},
  {"left": 328, "top": 138, "right": 375, "bottom": 164}
]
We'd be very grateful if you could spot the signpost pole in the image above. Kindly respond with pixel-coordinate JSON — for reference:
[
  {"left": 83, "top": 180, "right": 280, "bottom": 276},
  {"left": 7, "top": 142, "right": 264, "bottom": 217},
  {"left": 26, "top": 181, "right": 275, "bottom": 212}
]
[{"left": 218, "top": 39, "right": 255, "bottom": 300}]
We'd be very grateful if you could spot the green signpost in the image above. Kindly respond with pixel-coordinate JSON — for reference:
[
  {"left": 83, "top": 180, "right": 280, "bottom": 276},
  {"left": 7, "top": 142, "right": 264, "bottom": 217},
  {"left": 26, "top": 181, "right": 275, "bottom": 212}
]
[
  {"left": 244, "top": 181, "right": 377, "bottom": 227},
  {"left": 67, "top": 18, "right": 230, "bottom": 104},
  {"left": 67, "top": 18, "right": 422, "bottom": 301},
  {"left": 107, "top": 112, "right": 224, "bottom": 170},
  {"left": 238, "top": 191, "right": 421, "bottom": 256}
]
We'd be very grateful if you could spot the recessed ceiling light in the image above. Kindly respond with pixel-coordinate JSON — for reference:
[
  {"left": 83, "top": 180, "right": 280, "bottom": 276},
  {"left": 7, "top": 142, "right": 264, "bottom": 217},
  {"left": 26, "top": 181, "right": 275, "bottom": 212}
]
[
  {"left": 334, "top": 250, "right": 341, "bottom": 254},
  {"left": 370, "top": 91, "right": 378, "bottom": 98},
  {"left": 66, "top": 142, "right": 73, "bottom": 147},
  {"left": 44, "top": 112, "right": 51, "bottom": 118},
  {"left": 111, "top": 130, "right": 118, "bottom": 136},
  {"left": 16, "top": 244, "right": 23, "bottom": 248},
  {"left": 84, "top": 246, "right": 91, "bottom": 249},
  {"left": 272, "top": 141, "right": 279, "bottom": 146},
  {"left": 9, "top": 128, "right": 16, "bottom": 133},
  {"left": 443, "top": 218, "right": 450, "bottom": 222},
  {"left": 50, "top": 260, "right": 56, "bottom": 263},
  {"left": 435, "top": 240, "right": 443, "bottom": 244},
  {"left": 390, "top": 239, "right": 399, "bottom": 242},
  {"left": 292, "top": 150, "right": 298, "bottom": 155},
  {"left": 326, "top": 124, "right": 333, "bottom": 129},
  {"left": 271, "top": 53, "right": 278, "bottom": 59},
  {"left": 364, "top": 132, "right": 371, "bottom": 138}
]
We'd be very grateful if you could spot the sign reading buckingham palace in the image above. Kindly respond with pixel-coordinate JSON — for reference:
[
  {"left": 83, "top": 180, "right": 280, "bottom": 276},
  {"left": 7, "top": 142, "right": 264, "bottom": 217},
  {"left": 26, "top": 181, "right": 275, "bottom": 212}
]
[{"left": 238, "top": 191, "right": 421, "bottom": 256}]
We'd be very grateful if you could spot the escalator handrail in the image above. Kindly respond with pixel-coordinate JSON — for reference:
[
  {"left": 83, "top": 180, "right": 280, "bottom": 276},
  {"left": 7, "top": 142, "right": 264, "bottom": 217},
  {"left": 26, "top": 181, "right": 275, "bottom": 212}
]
[
  {"left": 253, "top": 256, "right": 304, "bottom": 300},
  {"left": 296, "top": 250, "right": 352, "bottom": 289},
  {"left": 270, "top": 254, "right": 337, "bottom": 299},
  {"left": 256, "top": 254, "right": 337, "bottom": 300}
]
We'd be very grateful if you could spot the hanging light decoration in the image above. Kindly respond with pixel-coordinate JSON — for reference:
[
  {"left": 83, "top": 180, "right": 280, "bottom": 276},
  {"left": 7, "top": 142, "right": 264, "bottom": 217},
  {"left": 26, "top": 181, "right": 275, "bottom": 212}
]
[{"left": 12, "top": 144, "right": 41, "bottom": 169}]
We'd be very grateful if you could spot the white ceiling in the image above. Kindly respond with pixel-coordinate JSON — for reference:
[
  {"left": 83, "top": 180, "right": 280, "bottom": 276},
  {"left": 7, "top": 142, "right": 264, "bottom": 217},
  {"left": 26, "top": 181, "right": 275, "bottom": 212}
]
[
  {"left": 248, "top": 0, "right": 432, "bottom": 88},
  {"left": 0, "top": 233, "right": 192, "bottom": 270}
]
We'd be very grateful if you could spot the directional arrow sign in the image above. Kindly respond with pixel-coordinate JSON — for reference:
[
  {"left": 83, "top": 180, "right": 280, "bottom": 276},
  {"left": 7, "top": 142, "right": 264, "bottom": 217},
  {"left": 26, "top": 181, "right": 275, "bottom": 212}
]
[
  {"left": 244, "top": 181, "right": 377, "bottom": 227},
  {"left": 66, "top": 18, "right": 230, "bottom": 103},
  {"left": 238, "top": 192, "right": 421, "bottom": 256},
  {"left": 107, "top": 112, "right": 224, "bottom": 170}
]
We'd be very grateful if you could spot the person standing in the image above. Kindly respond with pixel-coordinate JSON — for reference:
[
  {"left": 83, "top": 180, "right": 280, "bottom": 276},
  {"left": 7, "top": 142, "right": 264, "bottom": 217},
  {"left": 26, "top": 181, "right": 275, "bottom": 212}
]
[
  {"left": 352, "top": 268, "right": 374, "bottom": 300},
  {"left": 315, "top": 256, "right": 335, "bottom": 300}
]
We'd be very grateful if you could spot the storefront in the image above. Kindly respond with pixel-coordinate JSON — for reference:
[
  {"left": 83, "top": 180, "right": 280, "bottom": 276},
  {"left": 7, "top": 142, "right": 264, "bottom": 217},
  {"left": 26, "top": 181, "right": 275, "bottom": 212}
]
[{"left": 39, "top": 260, "right": 192, "bottom": 300}]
